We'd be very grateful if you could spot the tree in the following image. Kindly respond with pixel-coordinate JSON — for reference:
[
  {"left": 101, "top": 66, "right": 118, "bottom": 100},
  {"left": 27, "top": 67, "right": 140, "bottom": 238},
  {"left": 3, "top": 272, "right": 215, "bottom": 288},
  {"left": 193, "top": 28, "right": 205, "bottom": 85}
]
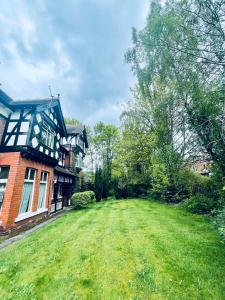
[{"left": 125, "top": 0, "right": 225, "bottom": 181}]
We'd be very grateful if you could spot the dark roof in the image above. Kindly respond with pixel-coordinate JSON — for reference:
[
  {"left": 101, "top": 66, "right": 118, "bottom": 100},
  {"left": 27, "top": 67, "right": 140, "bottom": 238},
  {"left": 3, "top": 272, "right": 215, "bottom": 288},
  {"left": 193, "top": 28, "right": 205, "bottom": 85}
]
[
  {"left": 11, "top": 98, "right": 55, "bottom": 106},
  {"left": 54, "top": 166, "right": 75, "bottom": 177},
  {"left": 0, "top": 89, "right": 58, "bottom": 107},
  {"left": 66, "top": 124, "right": 88, "bottom": 148},
  {"left": 0, "top": 89, "right": 13, "bottom": 106},
  {"left": 0, "top": 89, "right": 67, "bottom": 136},
  {"left": 66, "top": 124, "right": 84, "bottom": 135}
]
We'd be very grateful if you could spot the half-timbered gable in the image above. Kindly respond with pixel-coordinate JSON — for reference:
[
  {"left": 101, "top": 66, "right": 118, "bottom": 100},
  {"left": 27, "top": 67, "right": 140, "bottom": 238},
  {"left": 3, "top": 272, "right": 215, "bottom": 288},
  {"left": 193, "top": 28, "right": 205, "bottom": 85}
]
[
  {"left": 0, "top": 95, "right": 67, "bottom": 166},
  {"left": 29, "top": 103, "right": 66, "bottom": 161}
]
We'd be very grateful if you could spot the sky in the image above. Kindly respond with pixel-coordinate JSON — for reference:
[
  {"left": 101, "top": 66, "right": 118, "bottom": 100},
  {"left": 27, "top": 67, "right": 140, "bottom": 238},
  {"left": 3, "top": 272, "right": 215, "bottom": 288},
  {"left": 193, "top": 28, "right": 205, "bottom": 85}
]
[{"left": 0, "top": 0, "right": 149, "bottom": 126}]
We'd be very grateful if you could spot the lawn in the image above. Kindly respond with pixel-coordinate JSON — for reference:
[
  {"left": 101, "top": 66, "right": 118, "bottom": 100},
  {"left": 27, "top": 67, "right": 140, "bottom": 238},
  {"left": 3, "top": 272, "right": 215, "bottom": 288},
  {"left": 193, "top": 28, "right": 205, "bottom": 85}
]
[{"left": 0, "top": 199, "right": 224, "bottom": 300}]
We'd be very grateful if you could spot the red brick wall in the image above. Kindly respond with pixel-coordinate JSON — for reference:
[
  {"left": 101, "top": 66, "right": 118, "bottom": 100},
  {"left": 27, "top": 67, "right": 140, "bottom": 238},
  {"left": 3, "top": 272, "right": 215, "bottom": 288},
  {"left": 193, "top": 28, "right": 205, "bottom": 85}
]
[
  {"left": 0, "top": 152, "right": 54, "bottom": 231},
  {"left": 64, "top": 144, "right": 73, "bottom": 170}
]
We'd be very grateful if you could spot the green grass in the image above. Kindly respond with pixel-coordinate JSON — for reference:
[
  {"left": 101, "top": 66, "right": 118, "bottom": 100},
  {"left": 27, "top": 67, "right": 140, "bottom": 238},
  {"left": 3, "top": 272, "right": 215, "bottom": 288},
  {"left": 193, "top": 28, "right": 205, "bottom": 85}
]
[{"left": 0, "top": 199, "right": 224, "bottom": 300}]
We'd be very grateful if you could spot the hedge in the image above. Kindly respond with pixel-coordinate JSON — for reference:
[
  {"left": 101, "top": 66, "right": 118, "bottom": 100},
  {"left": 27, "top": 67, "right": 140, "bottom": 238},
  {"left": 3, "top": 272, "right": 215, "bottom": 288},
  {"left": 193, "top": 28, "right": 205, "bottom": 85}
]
[
  {"left": 213, "top": 208, "right": 225, "bottom": 242},
  {"left": 184, "top": 195, "right": 216, "bottom": 214},
  {"left": 71, "top": 191, "right": 96, "bottom": 210}
]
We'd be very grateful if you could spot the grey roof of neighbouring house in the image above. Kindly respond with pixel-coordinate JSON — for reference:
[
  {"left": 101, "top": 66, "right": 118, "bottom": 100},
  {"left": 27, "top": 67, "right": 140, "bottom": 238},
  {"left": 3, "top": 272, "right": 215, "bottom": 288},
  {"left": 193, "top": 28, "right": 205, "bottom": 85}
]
[
  {"left": 66, "top": 124, "right": 88, "bottom": 148},
  {"left": 66, "top": 124, "right": 84, "bottom": 135},
  {"left": 54, "top": 166, "right": 75, "bottom": 177}
]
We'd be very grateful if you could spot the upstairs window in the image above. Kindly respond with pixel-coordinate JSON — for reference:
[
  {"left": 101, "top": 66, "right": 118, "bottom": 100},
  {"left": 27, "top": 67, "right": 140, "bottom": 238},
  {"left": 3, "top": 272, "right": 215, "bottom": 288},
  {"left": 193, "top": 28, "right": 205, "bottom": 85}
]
[
  {"left": 58, "top": 152, "right": 64, "bottom": 167},
  {"left": 41, "top": 122, "right": 55, "bottom": 149},
  {"left": 37, "top": 171, "right": 48, "bottom": 209},
  {"left": 78, "top": 137, "right": 84, "bottom": 150},
  {"left": 76, "top": 152, "right": 83, "bottom": 168},
  {"left": 19, "top": 168, "right": 36, "bottom": 214},
  {"left": 0, "top": 166, "right": 10, "bottom": 210}
]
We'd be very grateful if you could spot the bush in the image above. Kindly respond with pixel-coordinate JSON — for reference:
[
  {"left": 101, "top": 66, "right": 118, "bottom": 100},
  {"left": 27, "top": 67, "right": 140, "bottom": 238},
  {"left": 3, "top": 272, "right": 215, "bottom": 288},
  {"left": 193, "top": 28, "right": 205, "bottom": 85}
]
[
  {"left": 71, "top": 191, "right": 96, "bottom": 209},
  {"left": 184, "top": 195, "right": 216, "bottom": 214},
  {"left": 176, "top": 168, "right": 212, "bottom": 197},
  {"left": 88, "top": 191, "right": 96, "bottom": 203},
  {"left": 213, "top": 208, "right": 225, "bottom": 242}
]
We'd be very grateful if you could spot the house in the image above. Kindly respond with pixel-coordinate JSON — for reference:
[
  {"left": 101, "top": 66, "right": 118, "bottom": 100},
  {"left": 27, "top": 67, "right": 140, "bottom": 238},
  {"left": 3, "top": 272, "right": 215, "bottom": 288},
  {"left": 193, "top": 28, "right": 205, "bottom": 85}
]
[
  {"left": 63, "top": 124, "right": 88, "bottom": 191},
  {"left": 190, "top": 160, "right": 212, "bottom": 176},
  {"left": 0, "top": 89, "right": 88, "bottom": 234}
]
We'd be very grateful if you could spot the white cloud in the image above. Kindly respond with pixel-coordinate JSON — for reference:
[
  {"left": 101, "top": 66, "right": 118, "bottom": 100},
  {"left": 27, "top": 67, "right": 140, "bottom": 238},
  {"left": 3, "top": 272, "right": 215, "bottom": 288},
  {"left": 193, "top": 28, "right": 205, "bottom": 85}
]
[
  {"left": 0, "top": 0, "right": 149, "bottom": 125},
  {"left": 85, "top": 99, "right": 125, "bottom": 126},
  {"left": 0, "top": 3, "right": 80, "bottom": 102}
]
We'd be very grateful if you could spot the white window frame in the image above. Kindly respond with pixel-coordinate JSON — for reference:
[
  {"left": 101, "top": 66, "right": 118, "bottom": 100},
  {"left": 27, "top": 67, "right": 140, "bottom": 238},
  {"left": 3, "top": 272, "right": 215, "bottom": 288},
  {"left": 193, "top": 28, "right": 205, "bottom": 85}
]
[
  {"left": 19, "top": 168, "right": 36, "bottom": 215},
  {"left": 41, "top": 121, "right": 55, "bottom": 149},
  {"left": 37, "top": 171, "right": 48, "bottom": 210},
  {"left": 76, "top": 152, "right": 83, "bottom": 168}
]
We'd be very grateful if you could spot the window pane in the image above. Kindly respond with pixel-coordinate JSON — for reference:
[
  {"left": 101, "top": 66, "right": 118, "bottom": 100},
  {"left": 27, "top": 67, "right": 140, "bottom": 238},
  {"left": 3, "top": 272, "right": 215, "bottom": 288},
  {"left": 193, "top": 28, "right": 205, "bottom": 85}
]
[
  {"left": 0, "top": 166, "right": 9, "bottom": 180},
  {"left": 44, "top": 172, "right": 48, "bottom": 182},
  {"left": 38, "top": 182, "right": 47, "bottom": 209},
  {"left": 25, "top": 168, "right": 29, "bottom": 180},
  {"left": 20, "top": 182, "right": 33, "bottom": 213},
  {"left": 0, "top": 183, "right": 6, "bottom": 209},
  {"left": 41, "top": 130, "right": 47, "bottom": 143},
  {"left": 41, "top": 172, "right": 48, "bottom": 182},
  {"left": 41, "top": 122, "right": 55, "bottom": 149},
  {"left": 30, "top": 169, "right": 35, "bottom": 180}
]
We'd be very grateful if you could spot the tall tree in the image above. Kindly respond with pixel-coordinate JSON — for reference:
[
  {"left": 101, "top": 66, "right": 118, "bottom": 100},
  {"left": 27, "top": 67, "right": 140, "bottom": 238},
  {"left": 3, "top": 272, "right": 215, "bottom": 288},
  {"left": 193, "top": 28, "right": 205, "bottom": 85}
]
[{"left": 126, "top": 0, "right": 225, "bottom": 178}]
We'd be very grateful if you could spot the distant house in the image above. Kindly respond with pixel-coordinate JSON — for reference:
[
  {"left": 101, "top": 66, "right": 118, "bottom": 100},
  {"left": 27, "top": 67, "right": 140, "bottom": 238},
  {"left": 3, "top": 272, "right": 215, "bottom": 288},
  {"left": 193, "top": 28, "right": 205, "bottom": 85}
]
[
  {"left": 190, "top": 160, "right": 212, "bottom": 176},
  {"left": 0, "top": 89, "right": 88, "bottom": 234}
]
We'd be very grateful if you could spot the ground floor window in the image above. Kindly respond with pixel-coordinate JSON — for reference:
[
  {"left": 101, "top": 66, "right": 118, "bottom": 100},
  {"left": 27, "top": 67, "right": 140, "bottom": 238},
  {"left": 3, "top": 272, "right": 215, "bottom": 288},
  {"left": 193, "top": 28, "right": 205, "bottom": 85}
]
[
  {"left": 58, "top": 183, "right": 63, "bottom": 198},
  {"left": 0, "top": 166, "right": 10, "bottom": 210},
  {"left": 19, "top": 168, "right": 36, "bottom": 214},
  {"left": 37, "top": 171, "right": 48, "bottom": 209}
]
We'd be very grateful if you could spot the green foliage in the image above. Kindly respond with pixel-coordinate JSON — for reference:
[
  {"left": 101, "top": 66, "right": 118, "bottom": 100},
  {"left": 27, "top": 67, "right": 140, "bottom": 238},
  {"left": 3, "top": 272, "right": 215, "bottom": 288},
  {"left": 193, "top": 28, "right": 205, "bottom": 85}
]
[
  {"left": 94, "top": 168, "right": 104, "bottom": 201},
  {"left": 64, "top": 117, "right": 81, "bottom": 125},
  {"left": 71, "top": 191, "right": 96, "bottom": 209},
  {"left": 213, "top": 208, "right": 225, "bottom": 242},
  {"left": 123, "top": 0, "right": 225, "bottom": 204},
  {"left": 87, "top": 122, "right": 119, "bottom": 199},
  {"left": 176, "top": 169, "right": 211, "bottom": 197},
  {"left": 88, "top": 191, "right": 96, "bottom": 203},
  {"left": 184, "top": 195, "right": 216, "bottom": 214}
]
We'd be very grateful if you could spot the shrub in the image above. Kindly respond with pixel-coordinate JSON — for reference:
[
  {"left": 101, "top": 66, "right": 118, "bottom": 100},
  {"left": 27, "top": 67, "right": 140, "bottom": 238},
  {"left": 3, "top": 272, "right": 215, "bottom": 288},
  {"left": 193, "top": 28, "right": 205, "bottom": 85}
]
[
  {"left": 176, "top": 168, "right": 212, "bottom": 198},
  {"left": 71, "top": 191, "right": 96, "bottom": 209},
  {"left": 184, "top": 195, "right": 216, "bottom": 214},
  {"left": 213, "top": 208, "right": 225, "bottom": 242},
  {"left": 87, "top": 191, "right": 96, "bottom": 203}
]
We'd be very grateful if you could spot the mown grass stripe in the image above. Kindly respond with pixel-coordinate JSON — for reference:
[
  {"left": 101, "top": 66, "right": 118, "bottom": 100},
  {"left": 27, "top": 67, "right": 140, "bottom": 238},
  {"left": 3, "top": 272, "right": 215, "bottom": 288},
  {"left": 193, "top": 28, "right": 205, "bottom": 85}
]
[{"left": 0, "top": 199, "right": 224, "bottom": 300}]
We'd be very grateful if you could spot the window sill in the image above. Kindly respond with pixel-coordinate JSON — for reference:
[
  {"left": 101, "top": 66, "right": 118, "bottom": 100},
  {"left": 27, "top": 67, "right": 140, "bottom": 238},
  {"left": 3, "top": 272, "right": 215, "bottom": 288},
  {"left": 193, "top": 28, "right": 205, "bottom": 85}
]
[{"left": 15, "top": 208, "right": 48, "bottom": 223}]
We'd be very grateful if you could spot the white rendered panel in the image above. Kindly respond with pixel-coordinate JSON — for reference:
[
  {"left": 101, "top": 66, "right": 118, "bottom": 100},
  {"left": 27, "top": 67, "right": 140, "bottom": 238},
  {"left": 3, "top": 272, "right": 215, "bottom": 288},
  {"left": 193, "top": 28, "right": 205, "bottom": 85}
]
[
  {"left": 7, "top": 121, "right": 17, "bottom": 132},
  {"left": 11, "top": 111, "right": 21, "bottom": 119},
  {"left": 7, "top": 135, "right": 15, "bottom": 146},
  {"left": 17, "top": 134, "right": 27, "bottom": 145},
  {"left": 20, "top": 122, "right": 29, "bottom": 132}
]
